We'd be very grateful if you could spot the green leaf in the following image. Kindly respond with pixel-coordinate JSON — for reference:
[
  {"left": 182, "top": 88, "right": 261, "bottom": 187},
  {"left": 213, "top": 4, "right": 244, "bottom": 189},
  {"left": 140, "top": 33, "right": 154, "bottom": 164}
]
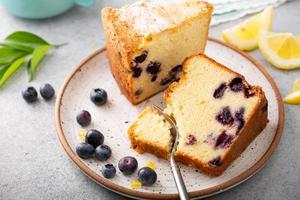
[
  {"left": 0, "top": 47, "right": 29, "bottom": 64},
  {"left": 0, "top": 56, "right": 27, "bottom": 88},
  {"left": 0, "top": 64, "right": 9, "bottom": 78},
  {"left": 0, "top": 31, "right": 49, "bottom": 52},
  {"left": 27, "top": 45, "right": 50, "bottom": 81}
]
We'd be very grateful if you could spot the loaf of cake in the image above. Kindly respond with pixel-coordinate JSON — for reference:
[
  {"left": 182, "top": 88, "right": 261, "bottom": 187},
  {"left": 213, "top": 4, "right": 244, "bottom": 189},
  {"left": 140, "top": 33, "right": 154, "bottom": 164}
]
[
  {"left": 101, "top": 0, "right": 213, "bottom": 104},
  {"left": 129, "top": 54, "right": 268, "bottom": 176}
]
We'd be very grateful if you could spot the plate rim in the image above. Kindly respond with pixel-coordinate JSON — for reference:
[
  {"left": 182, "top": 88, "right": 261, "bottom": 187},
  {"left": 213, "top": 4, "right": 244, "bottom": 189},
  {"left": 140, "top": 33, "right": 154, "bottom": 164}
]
[{"left": 55, "top": 38, "right": 285, "bottom": 200}]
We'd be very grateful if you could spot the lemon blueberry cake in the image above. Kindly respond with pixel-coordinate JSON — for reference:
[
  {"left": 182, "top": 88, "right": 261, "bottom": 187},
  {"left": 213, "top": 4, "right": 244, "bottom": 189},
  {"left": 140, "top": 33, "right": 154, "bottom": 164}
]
[
  {"left": 102, "top": 0, "right": 213, "bottom": 104},
  {"left": 128, "top": 107, "right": 173, "bottom": 160},
  {"left": 129, "top": 54, "right": 268, "bottom": 176}
]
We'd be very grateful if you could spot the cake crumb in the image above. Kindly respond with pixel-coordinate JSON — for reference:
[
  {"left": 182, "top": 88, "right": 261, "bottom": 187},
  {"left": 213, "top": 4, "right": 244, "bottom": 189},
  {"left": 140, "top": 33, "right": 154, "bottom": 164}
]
[
  {"left": 146, "top": 161, "right": 156, "bottom": 170},
  {"left": 78, "top": 129, "right": 87, "bottom": 142},
  {"left": 131, "top": 180, "right": 142, "bottom": 189}
]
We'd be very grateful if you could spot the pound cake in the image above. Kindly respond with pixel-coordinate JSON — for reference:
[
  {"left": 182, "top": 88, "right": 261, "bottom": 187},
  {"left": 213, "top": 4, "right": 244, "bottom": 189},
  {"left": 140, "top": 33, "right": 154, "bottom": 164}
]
[
  {"left": 129, "top": 55, "right": 268, "bottom": 176},
  {"left": 101, "top": 0, "right": 213, "bottom": 104}
]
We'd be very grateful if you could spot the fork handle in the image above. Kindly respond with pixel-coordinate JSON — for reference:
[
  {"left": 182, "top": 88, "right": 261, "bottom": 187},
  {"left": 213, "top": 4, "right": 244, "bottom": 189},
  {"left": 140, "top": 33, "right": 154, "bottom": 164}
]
[{"left": 170, "top": 155, "right": 190, "bottom": 200}]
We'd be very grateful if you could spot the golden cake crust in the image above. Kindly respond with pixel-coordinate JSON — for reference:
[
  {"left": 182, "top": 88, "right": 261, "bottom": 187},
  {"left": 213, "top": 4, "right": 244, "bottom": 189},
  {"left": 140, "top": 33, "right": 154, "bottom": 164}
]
[{"left": 101, "top": 2, "right": 213, "bottom": 105}]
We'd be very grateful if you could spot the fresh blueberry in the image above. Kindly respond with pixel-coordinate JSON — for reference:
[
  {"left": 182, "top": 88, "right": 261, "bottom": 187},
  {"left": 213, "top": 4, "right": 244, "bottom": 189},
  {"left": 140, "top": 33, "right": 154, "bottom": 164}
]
[
  {"left": 215, "top": 131, "right": 233, "bottom": 148},
  {"left": 76, "top": 110, "right": 91, "bottom": 127},
  {"left": 213, "top": 83, "right": 227, "bottom": 99},
  {"left": 138, "top": 167, "right": 157, "bottom": 186},
  {"left": 90, "top": 88, "right": 107, "bottom": 106},
  {"left": 146, "top": 61, "right": 161, "bottom": 75},
  {"left": 132, "top": 66, "right": 142, "bottom": 78},
  {"left": 76, "top": 143, "right": 95, "bottom": 159},
  {"left": 102, "top": 164, "right": 116, "bottom": 179},
  {"left": 169, "top": 65, "right": 183, "bottom": 77},
  {"left": 151, "top": 75, "right": 157, "bottom": 82},
  {"left": 85, "top": 129, "right": 104, "bottom": 148},
  {"left": 39, "top": 83, "right": 55, "bottom": 100},
  {"left": 95, "top": 144, "right": 111, "bottom": 161},
  {"left": 22, "top": 86, "right": 38, "bottom": 103},
  {"left": 216, "top": 107, "right": 234, "bottom": 125},
  {"left": 229, "top": 77, "right": 244, "bottom": 92},
  {"left": 134, "top": 51, "right": 148, "bottom": 63},
  {"left": 118, "top": 156, "right": 138, "bottom": 175}
]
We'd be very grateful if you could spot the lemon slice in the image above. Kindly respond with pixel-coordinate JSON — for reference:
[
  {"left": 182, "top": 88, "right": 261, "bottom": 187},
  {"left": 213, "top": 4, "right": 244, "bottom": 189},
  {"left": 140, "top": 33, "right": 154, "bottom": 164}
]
[
  {"left": 284, "top": 90, "right": 300, "bottom": 104},
  {"left": 222, "top": 6, "right": 273, "bottom": 51},
  {"left": 258, "top": 31, "right": 300, "bottom": 69}
]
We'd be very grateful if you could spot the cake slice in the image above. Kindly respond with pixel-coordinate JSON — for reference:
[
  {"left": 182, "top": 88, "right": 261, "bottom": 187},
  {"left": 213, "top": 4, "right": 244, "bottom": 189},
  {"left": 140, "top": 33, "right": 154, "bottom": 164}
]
[
  {"left": 129, "top": 54, "right": 268, "bottom": 176},
  {"left": 128, "top": 107, "right": 173, "bottom": 159},
  {"left": 101, "top": 0, "right": 213, "bottom": 104}
]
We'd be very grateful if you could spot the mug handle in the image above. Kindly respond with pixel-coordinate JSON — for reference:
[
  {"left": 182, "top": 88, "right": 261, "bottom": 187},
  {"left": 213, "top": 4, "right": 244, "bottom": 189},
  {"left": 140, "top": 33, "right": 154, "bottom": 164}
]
[{"left": 75, "top": 0, "right": 95, "bottom": 7}]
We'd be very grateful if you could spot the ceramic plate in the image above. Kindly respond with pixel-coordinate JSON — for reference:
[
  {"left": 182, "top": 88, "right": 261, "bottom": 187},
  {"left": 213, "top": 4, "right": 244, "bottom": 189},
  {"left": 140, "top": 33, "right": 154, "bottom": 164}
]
[{"left": 55, "top": 38, "right": 284, "bottom": 199}]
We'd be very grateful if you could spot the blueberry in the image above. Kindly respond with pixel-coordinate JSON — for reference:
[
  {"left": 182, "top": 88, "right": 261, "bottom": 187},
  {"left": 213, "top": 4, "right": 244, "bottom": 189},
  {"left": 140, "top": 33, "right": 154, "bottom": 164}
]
[
  {"left": 235, "top": 107, "right": 245, "bottom": 133},
  {"left": 209, "top": 156, "right": 222, "bottom": 167},
  {"left": 213, "top": 83, "right": 227, "bottom": 99},
  {"left": 39, "top": 83, "right": 55, "bottom": 100},
  {"left": 134, "top": 51, "right": 148, "bottom": 63},
  {"left": 138, "top": 167, "right": 157, "bottom": 186},
  {"left": 76, "top": 143, "right": 95, "bottom": 159},
  {"left": 95, "top": 144, "right": 111, "bottom": 161},
  {"left": 132, "top": 66, "right": 142, "bottom": 78},
  {"left": 215, "top": 131, "right": 233, "bottom": 148},
  {"left": 85, "top": 129, "right": 104, "bottom": 148},
  {"left": 22, "top": 86, "right": 38, "bottom": 103},
  {"left": 169, "top": 65, "right": 183, "bottom": 77},
  {"left": 229, "top": 77, "right": 244, "bottom": 92},
  {"left": 76, "top": 110, "right": 91, "bottom": 127},
  {"left": 216, "top": 107, "right": 234, "bottom": 125},
  {"left": 102, "top": 164, "right": 116, "bottom": 179},
  {"left": 118, "top": 156, "right": 138, "bottom": 175},
  {"left": 151, "top": 75, "right": 157, "bottom": 82},
  {"left": 90, "top": 88, "right": 107, "bottom": 106},
  {"left": 146, "top": 61, "right": 161, "bottom": 75}
]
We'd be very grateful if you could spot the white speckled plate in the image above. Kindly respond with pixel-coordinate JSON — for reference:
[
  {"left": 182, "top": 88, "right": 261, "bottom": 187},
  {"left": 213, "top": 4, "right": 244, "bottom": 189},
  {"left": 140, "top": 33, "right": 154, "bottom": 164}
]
[{"left": 55, "top": 38, "right": 284, "bottom": 199}]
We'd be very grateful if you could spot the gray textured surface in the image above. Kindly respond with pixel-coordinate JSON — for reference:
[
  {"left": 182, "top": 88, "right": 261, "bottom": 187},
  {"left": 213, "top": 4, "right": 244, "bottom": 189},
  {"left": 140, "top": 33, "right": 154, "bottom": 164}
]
[{"left": 0, "top": 1, "right": 299, "bottom": 200}]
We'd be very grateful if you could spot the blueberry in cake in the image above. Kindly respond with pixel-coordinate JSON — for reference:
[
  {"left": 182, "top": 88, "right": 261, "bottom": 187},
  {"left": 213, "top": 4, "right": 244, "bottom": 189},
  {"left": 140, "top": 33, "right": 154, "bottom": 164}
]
[
  {"left": 101, "top": 0, "right": 213, "bottom": 104},
  {"left": 129, "top": 54, "right": 268, "bottom": 176}
]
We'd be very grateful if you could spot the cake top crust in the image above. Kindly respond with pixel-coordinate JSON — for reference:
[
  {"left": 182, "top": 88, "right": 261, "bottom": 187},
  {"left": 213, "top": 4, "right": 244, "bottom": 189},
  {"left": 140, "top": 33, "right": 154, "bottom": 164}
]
[{"left": 118, "top": 0, "right": 211, "bottom": 35}]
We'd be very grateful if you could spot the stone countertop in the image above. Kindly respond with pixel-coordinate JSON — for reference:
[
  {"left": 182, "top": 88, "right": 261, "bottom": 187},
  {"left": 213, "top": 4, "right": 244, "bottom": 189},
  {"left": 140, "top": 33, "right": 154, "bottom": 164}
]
[{"left": 0, "top": 1, "right": 299, "bottom": 200}]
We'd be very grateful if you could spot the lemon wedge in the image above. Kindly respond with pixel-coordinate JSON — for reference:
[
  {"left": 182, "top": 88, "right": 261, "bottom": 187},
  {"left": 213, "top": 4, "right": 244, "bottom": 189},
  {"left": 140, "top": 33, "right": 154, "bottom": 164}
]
[
  {"left": 222, "top": 6, "right": 273, "bottom": 51},
  {"left": 258, "top": 30, "right": 300, "bottom": 69},
  {"left": 284, "top": 78, "right": 300, "bottom": 104},
  {"left": 284, "top": 90, "right": 300, "bottom": 104}
]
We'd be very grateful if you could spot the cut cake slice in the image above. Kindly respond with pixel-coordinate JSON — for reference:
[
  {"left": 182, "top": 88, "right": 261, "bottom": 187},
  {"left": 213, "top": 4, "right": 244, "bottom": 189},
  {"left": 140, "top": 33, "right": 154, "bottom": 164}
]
[
  {"left": 128, "top": 54, "right": 268, "bottom": 176},
  {"left": 101, "top": 0, "right": 213, "bottom": 104}
]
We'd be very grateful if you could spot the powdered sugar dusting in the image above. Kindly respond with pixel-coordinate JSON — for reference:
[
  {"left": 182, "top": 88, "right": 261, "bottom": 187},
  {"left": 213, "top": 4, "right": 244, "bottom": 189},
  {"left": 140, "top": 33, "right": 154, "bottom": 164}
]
[{"left": 118, "top": 0, "right": 209, "bottom": 35}]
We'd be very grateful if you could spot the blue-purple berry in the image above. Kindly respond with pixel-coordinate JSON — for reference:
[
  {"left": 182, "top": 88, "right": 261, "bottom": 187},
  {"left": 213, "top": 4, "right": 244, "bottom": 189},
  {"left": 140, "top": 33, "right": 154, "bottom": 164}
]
[
  {"left": 138, "top": 167, "right": 157, "bottom": 186},
  {"left": 22, "top": 86, "right": 38, "bottom": 103},
  {"left": 95, "top": 144, "right": 111, "bottom": 161}
]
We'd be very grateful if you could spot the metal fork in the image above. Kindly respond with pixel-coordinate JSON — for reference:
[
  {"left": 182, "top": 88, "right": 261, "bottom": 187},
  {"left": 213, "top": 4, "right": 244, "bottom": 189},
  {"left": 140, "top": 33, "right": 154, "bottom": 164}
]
[{"left": 152, "top": 105, "right": 190, "bottom": 200}]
